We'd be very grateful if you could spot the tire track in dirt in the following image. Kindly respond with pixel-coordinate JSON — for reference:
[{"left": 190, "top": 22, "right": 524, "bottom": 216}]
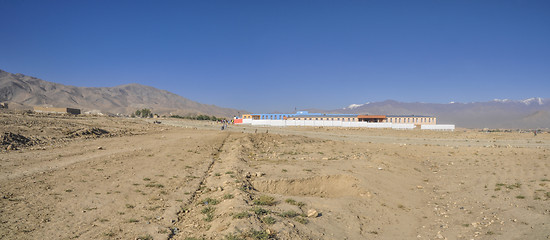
[
  {"left": 168, "top": 132, "right": 231, "bottom": 239},
  {"left": 1, "top": 144, "right": 145, "bottom": 181},
  {"left": 170, "top": 133, "right": 292, "bottom": 239},
  {"left": 0, "top": 129, "right": 228, "bottom": 240}
]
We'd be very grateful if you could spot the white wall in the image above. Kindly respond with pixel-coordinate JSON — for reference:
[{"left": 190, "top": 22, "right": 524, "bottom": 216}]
[
  {"left": 391, "top": 124, "right": 416, "bottom": 130},
  {"left": 421, "top": 124, "right": 455, "bottom": 131},
  {"left": 367, "top": 123, "right": 392, "bottom": 128},
  {"left": 240, "top": 119, "right": 452, "bottom": 131}
]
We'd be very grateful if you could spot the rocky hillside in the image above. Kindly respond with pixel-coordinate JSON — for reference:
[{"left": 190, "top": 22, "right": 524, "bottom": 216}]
[{"left": 0, "top": 69, "right": 246, "bottom": 117}]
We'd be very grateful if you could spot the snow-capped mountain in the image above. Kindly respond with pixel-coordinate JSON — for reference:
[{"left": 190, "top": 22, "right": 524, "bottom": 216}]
[
  {"left": 493, "top": 97, "right": 545, "bottom": 105},
  {"left": 344, "top": 102, "right": 370, "bottom": 110}
]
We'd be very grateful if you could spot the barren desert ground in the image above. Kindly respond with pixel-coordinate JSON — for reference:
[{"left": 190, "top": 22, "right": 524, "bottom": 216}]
[{"left": 1, "top": 112, "right": 549, "bottom": 240}]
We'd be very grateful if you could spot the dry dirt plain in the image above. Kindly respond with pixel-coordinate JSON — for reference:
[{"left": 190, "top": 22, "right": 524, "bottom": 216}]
[{"left": 1, "top": 112, "right": 550, "bottom": 240}]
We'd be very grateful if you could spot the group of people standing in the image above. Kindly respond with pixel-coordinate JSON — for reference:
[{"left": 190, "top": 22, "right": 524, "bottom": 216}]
[{"left": 220, "top": 119, "right": 232, "bottom": 130}]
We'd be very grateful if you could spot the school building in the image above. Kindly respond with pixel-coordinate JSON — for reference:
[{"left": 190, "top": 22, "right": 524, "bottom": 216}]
[
  {"left": 236, "top": 111, "right": 452, "bottom": 130},
  {"left": 241, "top": 111, "right": 436, "bottom": 125}
]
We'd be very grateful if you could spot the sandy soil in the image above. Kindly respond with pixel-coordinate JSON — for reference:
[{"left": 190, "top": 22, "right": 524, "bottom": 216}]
[{"left": 1, "top": 112, "right": 549, "bottom": 240}]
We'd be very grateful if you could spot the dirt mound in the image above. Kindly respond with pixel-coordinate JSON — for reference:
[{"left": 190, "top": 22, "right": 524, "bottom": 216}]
[
  {"left": 1, "top": 132, "right": 37, "bottom": 150},
  {"left": 253, "top": 175, "right": 370, "bottom": 198},
  {"left": 67, "top": 128, "right": 110, "bottom": 138}
]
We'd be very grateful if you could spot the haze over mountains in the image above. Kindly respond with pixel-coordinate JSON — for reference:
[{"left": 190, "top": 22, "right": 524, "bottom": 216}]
[
  {"left": 320, "top": 98, "right": 549, "bottom": 129},
  {"left": 0, "top": 69, "right": 245, "bottom": 117},
  {"left": 1, "top": 69, "right": 548, "bottom": 129}
]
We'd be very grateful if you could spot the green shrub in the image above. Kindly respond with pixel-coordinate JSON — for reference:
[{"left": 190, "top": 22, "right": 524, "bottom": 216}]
[
  {"left": 233, "top": 211, "right": 250, "bottom": 219},
  {"left": 262, "top": 216, "right": 276, "bottom": 225},
  {"left": 201, "top": 206, "right": 215, "bottom": 214},
  {"left": 252, "top": 207, "right": 270, "bottom": 215},
  {"left": 223, "top": 194, "right": 234, "bottom": 199},
  {"left": 295, "top": 217, "right": 309, "bottom": 224},
  {"left": 253, "top": 195, "right": 276, "bottom": 206},
  {"left": 201, "top": 197, "right": 220, "bottom": 205},
  {"left": 285, "top": 198, "right": 305, "bottom": 207},
  {"left": 279, "top": 210, "right": 298, "bottom": 218}
]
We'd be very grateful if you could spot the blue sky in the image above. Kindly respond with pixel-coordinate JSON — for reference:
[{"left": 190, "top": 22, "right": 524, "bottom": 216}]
[{"left": 1, "top": 1, "right": 549, "bottom": 113}]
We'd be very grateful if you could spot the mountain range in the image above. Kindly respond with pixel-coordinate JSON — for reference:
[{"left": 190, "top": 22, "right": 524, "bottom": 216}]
[
  {"left": 1, "top": 69, "right": 548, "bottom": 128},
  {"left": 0, "top": 69, "right": 245, "bottom": 117},
  {"left": 316, "top": 98, "right": 550, "bottom": 129}
]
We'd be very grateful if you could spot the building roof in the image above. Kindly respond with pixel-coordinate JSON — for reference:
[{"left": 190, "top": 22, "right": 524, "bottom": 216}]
[
  {"left": 357, "top": 115, "right": 386, "bottom": 118},
  {"left": 387, "top": 115, "right": 434, "bottom": 118},
  {"left": 245, "top": 112, "right": 435, "bottom": 118},
  {"left": 289, "top": 114, "right": 359, "bottom": 118}
]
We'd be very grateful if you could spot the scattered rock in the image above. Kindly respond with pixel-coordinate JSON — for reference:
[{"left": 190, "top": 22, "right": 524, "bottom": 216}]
[
  {"left": 307, "top": 209, "right": 319, "bottom": 218},
  {"left": 68, "top": 128, "right": 110, "bottom": 138},
  {"left": 2, "top": 132, "right": 35, "bottom": 150},
  {"left": 255, "top": 172, "right": 265, "bottom": 177}
]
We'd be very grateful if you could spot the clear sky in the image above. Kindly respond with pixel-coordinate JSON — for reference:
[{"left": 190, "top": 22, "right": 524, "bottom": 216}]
[{"left": 1, "top": 1, "right": 549, "bottom": 113}]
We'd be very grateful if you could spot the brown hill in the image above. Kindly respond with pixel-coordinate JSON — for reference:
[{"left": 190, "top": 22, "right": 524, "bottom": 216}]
[{"left": 0, "top": 69, "right": 246, "bottom": 117}]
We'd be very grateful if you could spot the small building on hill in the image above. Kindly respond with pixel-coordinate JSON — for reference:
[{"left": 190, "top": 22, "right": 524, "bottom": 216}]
[{"left": 33, "top": 106, "right": 81, "bottom": 115}]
